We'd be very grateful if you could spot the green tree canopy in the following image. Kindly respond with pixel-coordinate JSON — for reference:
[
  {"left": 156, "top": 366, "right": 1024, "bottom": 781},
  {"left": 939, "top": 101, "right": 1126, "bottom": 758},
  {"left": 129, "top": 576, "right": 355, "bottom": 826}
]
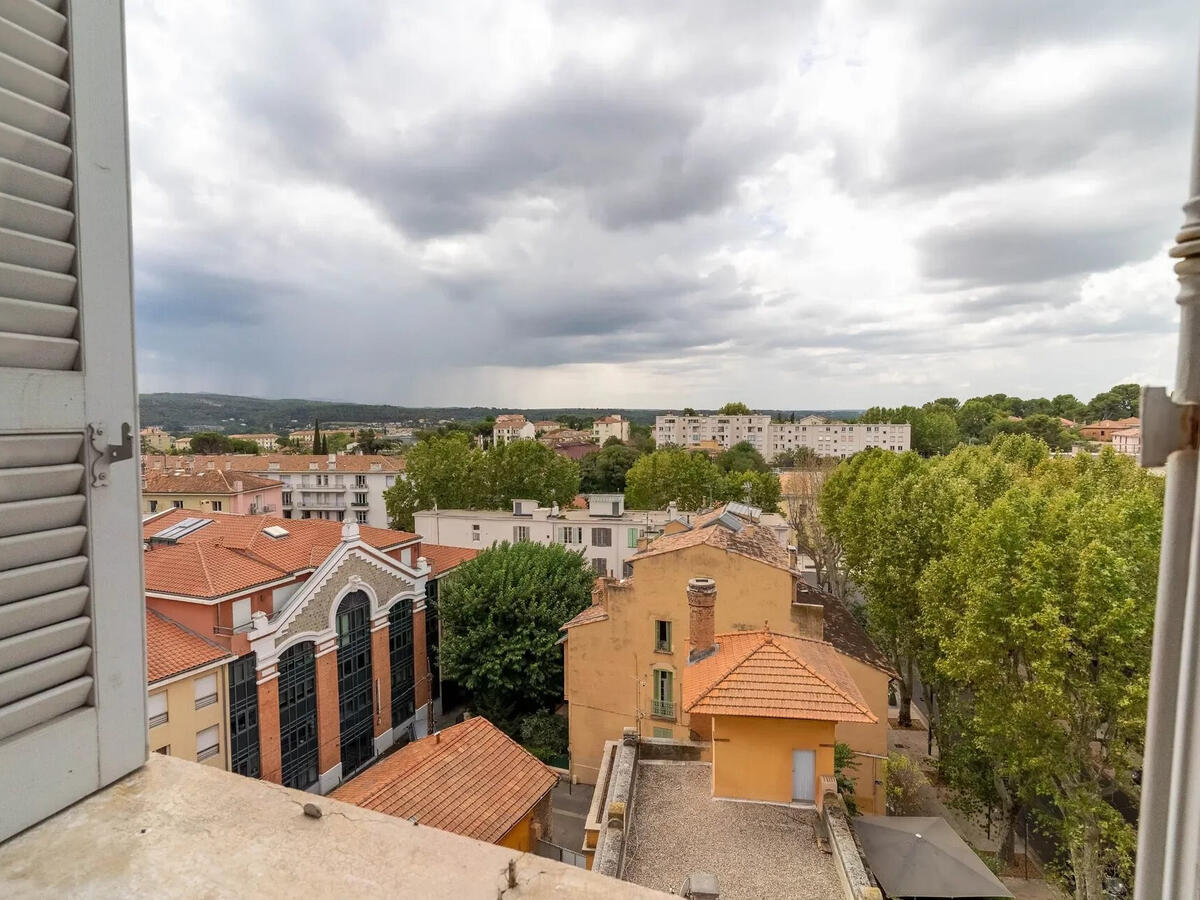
[
  {"left": 438, "top": 541, "right": 594, "bottom": 730},
  {"left": 625, "top": 448, "right": 718, "bottom": 509},
  {"left": 716, "top": 441, "right": 769, "bottom": 474},
  {"left": 187, "top": 432, "right": 261, "bottom": 455},
  {"left": 579, "top": 443, "right": 642, "bottom": 493},
  {"left": 715, "top": 401, "right": 753, "bottom": 415},
  {"left": 384, "top": 434, "right": 580, "bottom": 529}
]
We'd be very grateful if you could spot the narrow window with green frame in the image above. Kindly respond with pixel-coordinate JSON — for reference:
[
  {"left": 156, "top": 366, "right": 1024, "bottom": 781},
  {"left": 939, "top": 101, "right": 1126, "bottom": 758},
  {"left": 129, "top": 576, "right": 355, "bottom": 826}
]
[
  {"left": 652, "top": 669, "right": 675, "bottom": 719},
  {"left": 655, "top": 620, "right": 671, "bottom": 653}
]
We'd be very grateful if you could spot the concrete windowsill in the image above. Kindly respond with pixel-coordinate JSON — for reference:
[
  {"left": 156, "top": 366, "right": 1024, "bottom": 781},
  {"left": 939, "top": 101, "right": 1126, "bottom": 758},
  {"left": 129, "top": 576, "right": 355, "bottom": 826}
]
[{"left": 0, "top": 754, "right": 666, "bottom": 899}]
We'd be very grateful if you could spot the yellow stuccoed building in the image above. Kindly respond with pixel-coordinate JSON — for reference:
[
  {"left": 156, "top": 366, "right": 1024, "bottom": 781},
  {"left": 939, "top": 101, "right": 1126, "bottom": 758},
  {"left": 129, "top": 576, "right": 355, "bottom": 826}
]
[{"left": 561, "top": 506, "right": 895, "bottom": 814}]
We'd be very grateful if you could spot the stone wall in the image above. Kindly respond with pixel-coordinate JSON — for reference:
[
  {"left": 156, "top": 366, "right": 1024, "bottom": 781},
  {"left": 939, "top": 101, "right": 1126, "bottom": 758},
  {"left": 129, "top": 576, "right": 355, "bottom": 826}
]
[
  {"left": 279, "top": 553, "right": 415, "bottom": 642},
  {"left": 823, "top": 793, "right": 881, "bottom": 900}
]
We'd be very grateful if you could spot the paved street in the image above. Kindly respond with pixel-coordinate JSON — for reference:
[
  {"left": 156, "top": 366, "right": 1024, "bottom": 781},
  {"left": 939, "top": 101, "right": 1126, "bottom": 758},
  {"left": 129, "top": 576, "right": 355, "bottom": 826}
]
[{"left": 549, "top": 778, "right": 594, "bottom": 853}]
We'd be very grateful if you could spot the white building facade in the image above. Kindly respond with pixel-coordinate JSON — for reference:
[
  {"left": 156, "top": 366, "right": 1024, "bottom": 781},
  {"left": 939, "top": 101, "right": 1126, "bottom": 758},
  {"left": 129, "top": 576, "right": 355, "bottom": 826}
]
[
  {"left": 493, "top": 414, "right": 536, "bottom": 445},
  {"left": 414, "top": 496, "right": 789, "bottom": 579},
  {"left": 654, "top": 413, "right": 911, "bottom": 458},
  {"left": 141, "top": 454, "right": 404, "bottom": 528},
  {"left": 654, "top": 414, "right": 772, "bottom": 452},
  {"left": 592, "top": 415, "right": 631, "bottom": 444}
]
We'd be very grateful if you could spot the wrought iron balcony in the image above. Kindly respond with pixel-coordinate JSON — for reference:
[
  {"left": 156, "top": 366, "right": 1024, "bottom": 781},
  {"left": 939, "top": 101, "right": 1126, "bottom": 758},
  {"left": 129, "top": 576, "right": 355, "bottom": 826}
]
[{"left": 651, "top": 699, "right": 675, "bottom": 719}]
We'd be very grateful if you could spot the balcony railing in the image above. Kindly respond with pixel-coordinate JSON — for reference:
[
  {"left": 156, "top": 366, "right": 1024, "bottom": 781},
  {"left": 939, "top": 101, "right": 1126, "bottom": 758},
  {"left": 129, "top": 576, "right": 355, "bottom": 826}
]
[
  {"left": 213, "top": 622, "right": 255, "bottom": 636},
  {"left": 651, "top": 699, "right": 675, "bottom": 719},
  {"left": 248, "top": 504, "right": 276, "bottom": 514},
  {"left": 293, "top": 498, "right": 346, "bottom": 510}
]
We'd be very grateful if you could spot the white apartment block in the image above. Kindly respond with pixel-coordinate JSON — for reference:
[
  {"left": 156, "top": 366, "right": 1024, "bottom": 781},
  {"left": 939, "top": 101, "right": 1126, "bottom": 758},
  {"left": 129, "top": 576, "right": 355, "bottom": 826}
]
[
  {"left": 654, "top": 413, "right": 772, "bottom": 452},
  {"left": 230, "top": 433, "right": 280, "bottom": 450},
  {"left": 414, "top": 496, "right": 789, "bottom": 579},
  {"left": 493, "top": 414, "right": 536, "bottom": 445},
  {"left": 141, "top": 454, "right": 404, "bottom": 528},
  {"left": 655, "top": 413, "right": 911, "bottom": 458},
  {"left": 592, "top": 414, "right": 631, "bottom": 444},
  {"left": 769, "top": 417, "right": 911, "bottom": 457}
]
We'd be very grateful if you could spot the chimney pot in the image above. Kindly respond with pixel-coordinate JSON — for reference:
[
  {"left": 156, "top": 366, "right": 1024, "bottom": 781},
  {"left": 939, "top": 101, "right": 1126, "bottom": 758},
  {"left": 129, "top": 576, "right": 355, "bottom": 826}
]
[{"left": 687, "top": 577, "right": 717, "bottom": 662}]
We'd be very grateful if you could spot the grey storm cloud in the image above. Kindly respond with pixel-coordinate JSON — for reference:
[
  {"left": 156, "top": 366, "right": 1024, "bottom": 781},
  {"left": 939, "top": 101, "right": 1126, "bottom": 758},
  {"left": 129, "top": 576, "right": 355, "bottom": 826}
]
[
  {"left": 234, "top": 65, "right": 786, "bottom": 238},
  {"left": 124, "top": 0, "right": 1199, "bottom": 405},
  {"left": 918, "top": 219, "right": 1166, "bottom": 288}
]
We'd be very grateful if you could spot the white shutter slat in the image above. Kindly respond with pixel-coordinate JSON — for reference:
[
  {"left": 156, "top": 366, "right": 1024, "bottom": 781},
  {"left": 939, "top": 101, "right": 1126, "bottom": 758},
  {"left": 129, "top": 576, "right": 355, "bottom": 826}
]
[
  {"left": 0, "top": 4, "right": 74, "bottom": 372},
  {"left": 0, "top": 13, "right": 64, "bottom": 76},
  {"left": 0, "top": 84, "right": 67, "bottom": 141},
  {"left": 0, "top": 257, "right": 74, "bottom": 304},
  {"left": 0, "top": 524, "right": 86, "bottom": 570},
  {"left": 0, "top": 329, "right": 75, "bottom": 367},
  {"left": 0, "top": 223, "right": 72, "bottom": 270},
  {"left": 0, "top": 614, "right": 89, "bottom": 673},
  {"left": 0, "top": 155, "right": 69, "bottom": 206},
  {"left": 0, "top": 675, "right": 91, "bottom": 741},
  {"left": 0, "top": 494, "right": 84, "bottom": 537},
  {"left": 0, "top": 294, "right": 75, "bottom": 336},
  {"left": 0, "top": 461, "right": 82, "bottom": 501},
  {"left": 0, "top": 645, "right": 88, "bottom": 706},
  {"left": 0, "top": 113, "right": 68, "bottom": 174},
  {"left": 0, "top": 47, "right": 67, "bottom": 108},
  {"left": 0, "top": 584, "right": 87, "bottom": 638},
  {"left": 0, "top": 0, "right": 65, "bottom": 45},
  {"left": 0, "top": 555, "right": 87, "bottom": 605},
  {"left": 0, "top": 432, "right": 80, "bottom": 465},
  {"left": 0, "top": 190, "right": 73, "bottom": 238}
]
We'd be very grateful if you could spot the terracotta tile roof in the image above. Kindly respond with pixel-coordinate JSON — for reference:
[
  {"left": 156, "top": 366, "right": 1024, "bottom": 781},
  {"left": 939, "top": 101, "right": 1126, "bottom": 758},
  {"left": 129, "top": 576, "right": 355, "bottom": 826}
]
[
  {"left": 494, "top": 415, "right": 527, "bottom": 427},
  {"left": 595, "top": 415, "right": 623, "bottom": 424},
  {"left": 683, "top": 630, "right": 876, "bottom": 723},
  {"left": 146, "top": 608, "right": 233, "bottom": 683},
  {"left": 421, "top": 543, "right": 478, "bottom": 577},
  {"left": 142, "top": 509, "right": 418, "bottom": 598},
  {"left": 142, "top": 454, "right": 405, "bottom": 474},
  {"left": 561, "top": 602, "right": 610, "bottom": 629},
  {"left": 143, "top": 470, "right": 283, "bottom": 495},
  {"left": 634, "top": 512, "right": 791, "bottom": 571},
  {"left": 1113, "top": 426, "right": 1141, "bottom": 437},
  {"left": 331, "top": 717, "right": 557, "bottom": 844},
  {"left": 797, "top": 581, "right": 897, "bottom": 676}
]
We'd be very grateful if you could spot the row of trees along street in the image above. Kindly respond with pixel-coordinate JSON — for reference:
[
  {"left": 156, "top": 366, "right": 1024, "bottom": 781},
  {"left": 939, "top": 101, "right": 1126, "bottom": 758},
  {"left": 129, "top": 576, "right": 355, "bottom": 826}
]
[{"left": 819, "top": 435, "right": 1162, "bottom": 899}]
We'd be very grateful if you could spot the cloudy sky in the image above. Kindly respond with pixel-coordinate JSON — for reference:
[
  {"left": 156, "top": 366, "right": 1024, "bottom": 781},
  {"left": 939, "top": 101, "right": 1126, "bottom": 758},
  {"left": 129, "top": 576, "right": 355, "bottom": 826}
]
[{"left": 125, "top": 1, "right": 1199, "bottom": 409}]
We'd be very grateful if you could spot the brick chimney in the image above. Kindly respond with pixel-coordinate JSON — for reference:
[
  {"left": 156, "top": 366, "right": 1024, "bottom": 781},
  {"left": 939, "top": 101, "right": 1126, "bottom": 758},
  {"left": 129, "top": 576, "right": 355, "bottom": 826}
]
[{"left": 687, "top": 577, "right": 717, "bottom": 663}]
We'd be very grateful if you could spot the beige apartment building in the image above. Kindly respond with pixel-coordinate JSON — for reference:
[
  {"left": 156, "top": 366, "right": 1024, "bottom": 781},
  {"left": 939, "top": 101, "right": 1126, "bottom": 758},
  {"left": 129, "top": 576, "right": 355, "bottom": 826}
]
[
  {"left": 146, "top": 609, "right": 236, "bottom": 769},
  {"left": 654, "top": 413, "right": 911, "bottom": 458},
  {"left": 140, "top": 426, "right": 173, "bottom": 452},
  {"left": 560, "top": 508, "right": 894, "bottom": 813},
  {"left": 141, "top": 469, "right": 284, "bottom": 516},
  {"left": 230, "top": 433, "right": 281, "bottom": 450}
]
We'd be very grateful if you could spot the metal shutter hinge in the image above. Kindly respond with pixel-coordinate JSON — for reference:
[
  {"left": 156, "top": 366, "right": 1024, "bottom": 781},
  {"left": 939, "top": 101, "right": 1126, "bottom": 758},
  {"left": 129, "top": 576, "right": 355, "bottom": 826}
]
[
  {"left": 1140, "top": 387, "right": 1200, "bottom": 467},
  {"left": 87, "top": 422, "right": 134, "bottom": 486}
]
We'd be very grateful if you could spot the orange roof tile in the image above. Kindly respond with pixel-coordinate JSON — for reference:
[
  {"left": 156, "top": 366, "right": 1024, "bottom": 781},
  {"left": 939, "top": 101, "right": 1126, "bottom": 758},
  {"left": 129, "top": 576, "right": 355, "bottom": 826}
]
[
  {"left": 146, "top": 608, "right": 233, "bottom": 683},
  {"left": 683, "top": 630, "right": 876, "bottom": 723},
  {"left": 143, "top": 470, "right": 283, "bottom": 495},
  {"left": 561, "top": 602, "right": 610, "bottom": 629},
  {"left": 142, "top": 509, "right": 418, "bottom": 599},
  {"left": 634, "top": 512, "right": 791, "bottom": 571},
  {"left": 331, "top": 717, "right": 557, "bottom": 844},
  {"left": 142, "top": 453, "right": 405, "bottom": 474},
  {"left": 421, "top": 543, "right": 478, "bottom": 577}
]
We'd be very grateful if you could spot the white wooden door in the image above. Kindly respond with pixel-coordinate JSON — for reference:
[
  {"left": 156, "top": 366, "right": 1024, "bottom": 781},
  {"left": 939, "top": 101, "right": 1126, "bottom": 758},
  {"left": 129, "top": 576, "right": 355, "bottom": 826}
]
[{"left": 792, "top": 749, "right": 816, "bottom": 802}]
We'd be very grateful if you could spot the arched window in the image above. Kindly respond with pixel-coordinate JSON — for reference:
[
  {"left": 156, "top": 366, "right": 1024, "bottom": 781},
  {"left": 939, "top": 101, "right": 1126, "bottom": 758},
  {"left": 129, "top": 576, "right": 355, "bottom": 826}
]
[
  {"left": 277, "top": 642, "right": 318, "bottom": 790},
  {"left": 335, "top": 590, "right": 374, "bottom": 776},
  {"left": 389, "top": 598, "right": 415, "bottom": 728}
]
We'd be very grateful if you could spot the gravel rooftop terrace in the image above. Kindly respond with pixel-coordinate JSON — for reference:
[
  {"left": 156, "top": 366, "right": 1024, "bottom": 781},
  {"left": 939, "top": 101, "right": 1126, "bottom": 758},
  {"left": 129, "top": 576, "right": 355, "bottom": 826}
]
[{"left": 621, "top": 762, "right": 841, "bottom": 900}]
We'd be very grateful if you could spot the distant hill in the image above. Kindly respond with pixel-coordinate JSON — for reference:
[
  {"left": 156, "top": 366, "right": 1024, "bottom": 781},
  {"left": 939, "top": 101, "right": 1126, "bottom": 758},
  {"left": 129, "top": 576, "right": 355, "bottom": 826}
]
[{"left": 138, "top": 392, "right": 863, "bottom": 435}]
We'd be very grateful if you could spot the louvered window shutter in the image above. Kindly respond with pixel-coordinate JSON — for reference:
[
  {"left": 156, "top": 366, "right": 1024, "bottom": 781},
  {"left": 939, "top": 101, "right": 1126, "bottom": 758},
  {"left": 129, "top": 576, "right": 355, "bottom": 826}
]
[{"left": 0, "top": 0, "right": 145, "bottom": 841}]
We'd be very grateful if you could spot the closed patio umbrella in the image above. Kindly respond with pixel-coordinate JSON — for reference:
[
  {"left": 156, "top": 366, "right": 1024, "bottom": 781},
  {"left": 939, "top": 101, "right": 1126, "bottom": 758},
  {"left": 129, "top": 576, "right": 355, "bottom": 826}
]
[{"left": 853, "top": 816, "right": 1014, "bottom": 899}]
